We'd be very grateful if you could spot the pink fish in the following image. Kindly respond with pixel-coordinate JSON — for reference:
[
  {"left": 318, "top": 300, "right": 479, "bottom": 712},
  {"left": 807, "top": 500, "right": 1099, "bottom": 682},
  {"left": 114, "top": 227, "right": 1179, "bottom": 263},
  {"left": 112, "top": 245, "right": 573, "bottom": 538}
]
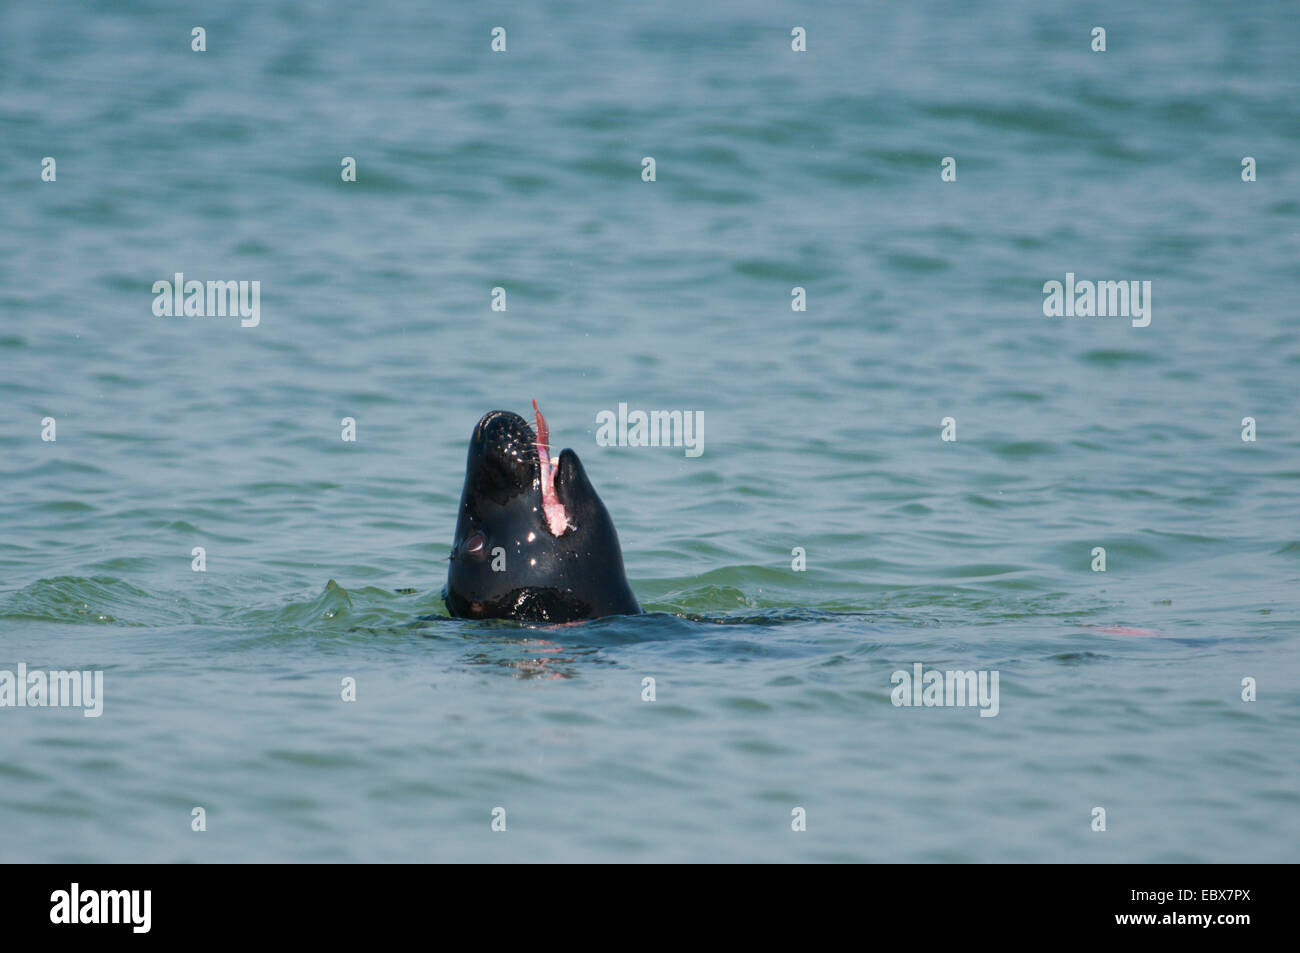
[{"left": 532, "top": 400, "right": 571, "bottom": 536}]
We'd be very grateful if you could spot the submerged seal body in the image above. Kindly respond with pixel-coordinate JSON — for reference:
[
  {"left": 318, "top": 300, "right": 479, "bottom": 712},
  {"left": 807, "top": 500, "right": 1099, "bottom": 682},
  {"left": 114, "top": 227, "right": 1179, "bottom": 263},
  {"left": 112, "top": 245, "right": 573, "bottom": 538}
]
[{"left": 444, "top": 404, "right": 641, "bottom": 623}]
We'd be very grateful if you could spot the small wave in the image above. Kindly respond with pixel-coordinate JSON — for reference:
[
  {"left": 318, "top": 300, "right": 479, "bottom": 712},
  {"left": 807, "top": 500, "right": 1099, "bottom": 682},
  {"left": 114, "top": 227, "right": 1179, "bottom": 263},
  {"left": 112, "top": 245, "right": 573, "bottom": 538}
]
[{"left": 0, "top": 575, "right": 164, "bottom": 626}]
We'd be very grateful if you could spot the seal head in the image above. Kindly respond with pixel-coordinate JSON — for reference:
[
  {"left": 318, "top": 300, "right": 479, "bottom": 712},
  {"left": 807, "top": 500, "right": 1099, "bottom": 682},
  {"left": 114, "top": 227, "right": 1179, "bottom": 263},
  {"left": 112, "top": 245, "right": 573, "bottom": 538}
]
[{"left": 444, "top": 405, "right": 641, "bottom": 623}]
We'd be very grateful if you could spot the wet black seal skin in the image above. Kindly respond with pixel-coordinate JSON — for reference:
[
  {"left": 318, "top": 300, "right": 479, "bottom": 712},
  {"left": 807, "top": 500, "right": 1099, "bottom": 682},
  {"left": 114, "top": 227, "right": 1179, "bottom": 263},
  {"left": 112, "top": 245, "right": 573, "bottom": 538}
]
[{"left": 444, "top": 409, "right": 642, "bottom": 623}]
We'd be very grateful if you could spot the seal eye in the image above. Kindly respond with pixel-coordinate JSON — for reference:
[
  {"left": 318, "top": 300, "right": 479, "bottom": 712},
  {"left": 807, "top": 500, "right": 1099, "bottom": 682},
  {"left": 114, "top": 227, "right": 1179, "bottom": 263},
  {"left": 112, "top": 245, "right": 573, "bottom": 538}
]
[{"left": 464, "top": 532, "right": 485, "bottom": 555}]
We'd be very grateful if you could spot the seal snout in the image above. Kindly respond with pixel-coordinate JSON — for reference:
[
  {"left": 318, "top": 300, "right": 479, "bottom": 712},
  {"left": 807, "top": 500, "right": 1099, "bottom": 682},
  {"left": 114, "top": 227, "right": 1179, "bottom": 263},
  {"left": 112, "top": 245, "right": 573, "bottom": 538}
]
[
  {"left": 472, "top": 410, "right": 535, "bottom": 452},
  {"left": 467, "top": 406, "right": 573, "bottom": 536},
  {"left": 466, "top": 410, "right": 540, "bottom": 503}
]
